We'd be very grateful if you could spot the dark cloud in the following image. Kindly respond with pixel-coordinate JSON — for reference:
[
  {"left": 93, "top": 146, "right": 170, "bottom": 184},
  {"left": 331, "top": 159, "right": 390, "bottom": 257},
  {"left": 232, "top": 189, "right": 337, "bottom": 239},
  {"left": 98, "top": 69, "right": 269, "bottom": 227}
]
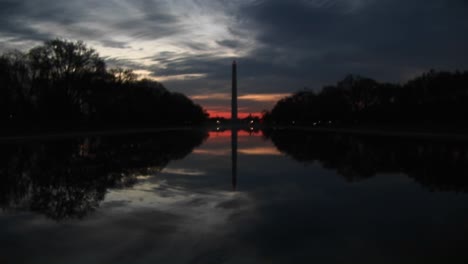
[
  {"left": 216, "top": 39, "right": 242, "bottom": 49},
  {"left": 111, "top": 14, "right": 181, "bottom": 40},
  {"left": 236, "top": 0, "right": 468, "bottom": 83},
  {"left": 181, "top": 41, "right": 211, "bottom": 51},
  {"left": 0, "top": 1, "right": 52, "bottom": 42},
  {"left": 100, "top": 40, "right": 131, "bottom": 49},
  {"left": 0, "top": 0, "right": 182, "bottom": 47}
]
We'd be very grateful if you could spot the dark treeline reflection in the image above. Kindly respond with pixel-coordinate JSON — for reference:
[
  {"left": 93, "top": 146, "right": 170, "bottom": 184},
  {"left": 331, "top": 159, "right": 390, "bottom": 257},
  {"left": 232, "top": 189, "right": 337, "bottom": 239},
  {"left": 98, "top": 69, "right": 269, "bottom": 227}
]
[
  {"left": 263, "top": 71, "right": 468, "bottom": 128},
  {"left": 0, "top": 130, "right": 207, "bottom": 220},
  {"left": 0, "top": 39, "right": 207, "bottom": 131},
  {"left": 264, "top": 129, "right": 468, "bottom": 192}
]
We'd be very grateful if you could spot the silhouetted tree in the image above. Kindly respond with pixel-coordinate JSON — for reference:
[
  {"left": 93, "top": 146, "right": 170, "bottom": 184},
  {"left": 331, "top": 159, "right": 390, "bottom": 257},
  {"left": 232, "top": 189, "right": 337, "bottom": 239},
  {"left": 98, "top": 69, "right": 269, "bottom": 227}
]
[
  {"left": 264, "top": 70, "right": 468, "bottom": 129},
  {"left": 110, "top": 67, "right": 137, "bottom": 84},
  {"left": 0, "top": 39, "right": 208, "bottom": 133}
]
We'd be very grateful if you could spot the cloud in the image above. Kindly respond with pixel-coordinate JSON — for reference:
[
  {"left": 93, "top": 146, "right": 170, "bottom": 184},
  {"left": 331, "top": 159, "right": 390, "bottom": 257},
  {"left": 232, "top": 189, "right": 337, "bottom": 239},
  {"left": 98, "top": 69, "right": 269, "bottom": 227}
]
[
  {"left": 216, "top": 39, "right": 243, "bottom": 49},
  {"left": 155, "top": 73, "right": 208, "bottom": 82},
  {"left": 191, "top": 93, "right": 231, "bottom": 100},
  {"left": 239, "top": 0, "right": 468, "bottom": 82},
  {"left": 239, "top": 93, "right": 291, "bottom": 102},
  {"left": 191, "top": 93, "right": 290, "bottom": 102}
]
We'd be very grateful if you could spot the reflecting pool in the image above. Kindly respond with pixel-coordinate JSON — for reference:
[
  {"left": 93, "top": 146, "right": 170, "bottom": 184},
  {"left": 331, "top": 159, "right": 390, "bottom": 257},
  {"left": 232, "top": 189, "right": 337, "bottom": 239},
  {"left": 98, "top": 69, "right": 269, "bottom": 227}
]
[{"left": 1, "top": 128, "right": 468, "bottom": 263}]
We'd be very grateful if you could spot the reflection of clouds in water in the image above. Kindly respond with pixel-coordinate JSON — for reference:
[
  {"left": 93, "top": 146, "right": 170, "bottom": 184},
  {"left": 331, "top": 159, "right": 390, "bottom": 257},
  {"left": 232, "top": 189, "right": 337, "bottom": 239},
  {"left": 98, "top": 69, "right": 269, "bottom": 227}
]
[
  {"left": 238, "top": 147, "right": 281, "bottom": 156},
  {"left": 102, "top": 178, "right": 255, "bottom": 232},
  {"left": 194, "top": 147, "right": 280, "bottom": 156},
  {"left": 92, "top": 177, "right": 259, "bottom": 263},
  {"left": 193, "top": 148, "right": 230, "bottom": 156},
  {"left": 0, "top": 177, "right": 259, "bottom": 263},
  {"left": 161, "top": 168, "right": 206, "bottom": 176}
]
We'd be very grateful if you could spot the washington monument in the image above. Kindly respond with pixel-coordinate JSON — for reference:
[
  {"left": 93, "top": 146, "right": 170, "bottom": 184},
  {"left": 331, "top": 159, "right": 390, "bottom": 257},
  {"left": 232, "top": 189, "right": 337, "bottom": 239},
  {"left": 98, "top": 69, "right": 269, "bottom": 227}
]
[{"left": 231, "top": 60, "right": 238, "bottom": 121}]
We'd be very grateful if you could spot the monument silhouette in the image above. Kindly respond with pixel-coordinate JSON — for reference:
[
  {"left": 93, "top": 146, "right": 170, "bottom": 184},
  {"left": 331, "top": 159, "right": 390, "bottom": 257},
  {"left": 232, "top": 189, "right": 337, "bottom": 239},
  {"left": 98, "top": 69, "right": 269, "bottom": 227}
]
[{"left": 232, "top": 60, "right": 238, "bottom": 122}]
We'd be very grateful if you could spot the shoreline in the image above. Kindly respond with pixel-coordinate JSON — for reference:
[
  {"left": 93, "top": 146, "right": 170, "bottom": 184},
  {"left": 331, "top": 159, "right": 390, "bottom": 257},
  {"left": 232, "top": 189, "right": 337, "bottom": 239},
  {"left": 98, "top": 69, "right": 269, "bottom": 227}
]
[
  {"left": 0, "top": 127, "right": 202, "bottom": 143},
  {"left": 269, "top": 126, "right": 468, "bottom": 141},
  {"left": 2, "top": 125, "right": 468, "bottom": 142}
]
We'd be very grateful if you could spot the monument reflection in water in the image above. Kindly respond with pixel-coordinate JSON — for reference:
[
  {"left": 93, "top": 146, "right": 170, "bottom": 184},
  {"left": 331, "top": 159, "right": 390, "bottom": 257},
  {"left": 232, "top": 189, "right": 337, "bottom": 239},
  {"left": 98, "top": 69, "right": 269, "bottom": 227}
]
[
  {"left": 2, "top": 129, "right": 468, "bottom": 263},
  {"left": 231, "top": 128, "right": 237, "bottom": 190}
]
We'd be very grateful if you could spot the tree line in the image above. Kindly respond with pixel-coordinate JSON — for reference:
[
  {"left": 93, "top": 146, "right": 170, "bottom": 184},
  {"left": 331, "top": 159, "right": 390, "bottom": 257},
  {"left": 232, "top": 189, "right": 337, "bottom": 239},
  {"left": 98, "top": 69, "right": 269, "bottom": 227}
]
[
  {"left": 0, "top": 39, "right": 208, "bottom": 131},
  {"left": 263, "top": 71, "right": 468, "bottom": 128}
]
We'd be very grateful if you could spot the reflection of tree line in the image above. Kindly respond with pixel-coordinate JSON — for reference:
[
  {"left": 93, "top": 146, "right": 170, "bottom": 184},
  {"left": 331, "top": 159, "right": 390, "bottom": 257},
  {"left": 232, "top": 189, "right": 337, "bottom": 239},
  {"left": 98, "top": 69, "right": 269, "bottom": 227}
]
[
  {"left": 0, "top": 39, "right": 207, "bottom": 131},
  {"left": 264, "top": 129, "right": 468, "bottom": 192},
  {"left": 0, "top": 130, "right": 208, "bottom": 220}
]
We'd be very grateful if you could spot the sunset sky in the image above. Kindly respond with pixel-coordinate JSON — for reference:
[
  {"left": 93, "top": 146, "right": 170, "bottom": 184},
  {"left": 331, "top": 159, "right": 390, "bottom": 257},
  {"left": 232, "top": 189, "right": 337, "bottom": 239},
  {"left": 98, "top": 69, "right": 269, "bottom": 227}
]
[{"left": 1, "top": 0, "right": 468, "bottom": 118}]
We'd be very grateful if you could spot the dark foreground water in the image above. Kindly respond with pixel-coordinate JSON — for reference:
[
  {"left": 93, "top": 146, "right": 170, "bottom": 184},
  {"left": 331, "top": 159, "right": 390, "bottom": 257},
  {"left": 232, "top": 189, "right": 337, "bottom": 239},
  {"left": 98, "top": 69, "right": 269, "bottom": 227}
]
[{"left": 1, "top": 128, "right": 468, "bottom": 263}]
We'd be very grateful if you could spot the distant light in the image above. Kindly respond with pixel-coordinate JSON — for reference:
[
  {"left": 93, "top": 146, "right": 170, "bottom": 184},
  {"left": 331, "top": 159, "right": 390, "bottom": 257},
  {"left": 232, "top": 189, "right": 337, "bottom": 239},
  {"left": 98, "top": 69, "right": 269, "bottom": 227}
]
[
  {"left": 250, "top": 127, "right": 254, "bottom": 131},
  {"left": 216, "top": 120, "right": 220, "bottom": 124},
  {"left": 328, "top": 121, "right": 332, "bottom": 124},
  {"left": 292, "top": 121, "right": 296, "bottom": 125},
  {"left": 250, "top": 120, "right": 254, "bottom": 124},
  {"left": 313, "top": 122, "right": 317, "bottom": 126},
  {"left": 217, "top": 127, "right": 220, "bottom": 131}
]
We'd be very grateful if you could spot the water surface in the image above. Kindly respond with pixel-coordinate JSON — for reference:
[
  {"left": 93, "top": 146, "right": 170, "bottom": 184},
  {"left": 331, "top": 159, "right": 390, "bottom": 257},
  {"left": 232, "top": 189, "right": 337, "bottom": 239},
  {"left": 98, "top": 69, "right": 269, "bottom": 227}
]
[{"left": 1, "top": 129, "right": 468, "bottom": 263}]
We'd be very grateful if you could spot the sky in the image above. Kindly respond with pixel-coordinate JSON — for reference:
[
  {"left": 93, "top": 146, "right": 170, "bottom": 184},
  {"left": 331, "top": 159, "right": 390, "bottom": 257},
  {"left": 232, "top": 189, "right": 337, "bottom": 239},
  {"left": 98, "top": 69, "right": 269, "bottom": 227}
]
[{"left": 1, "top": 0, "right": 468, "bottom": 118}]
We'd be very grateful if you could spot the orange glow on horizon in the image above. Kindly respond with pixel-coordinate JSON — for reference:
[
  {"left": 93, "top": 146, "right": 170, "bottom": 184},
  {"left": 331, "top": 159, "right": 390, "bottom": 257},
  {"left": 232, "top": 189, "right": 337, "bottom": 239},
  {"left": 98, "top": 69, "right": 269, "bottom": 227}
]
[
  {"left": 191, "top": 92, "right": 291, "bottom": 119},
  {"left": 208, "top": 110, "right": 261, "bottom": 119},
  {"left": 208, "top": 130, "right": 261, "bottom": 138}
]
